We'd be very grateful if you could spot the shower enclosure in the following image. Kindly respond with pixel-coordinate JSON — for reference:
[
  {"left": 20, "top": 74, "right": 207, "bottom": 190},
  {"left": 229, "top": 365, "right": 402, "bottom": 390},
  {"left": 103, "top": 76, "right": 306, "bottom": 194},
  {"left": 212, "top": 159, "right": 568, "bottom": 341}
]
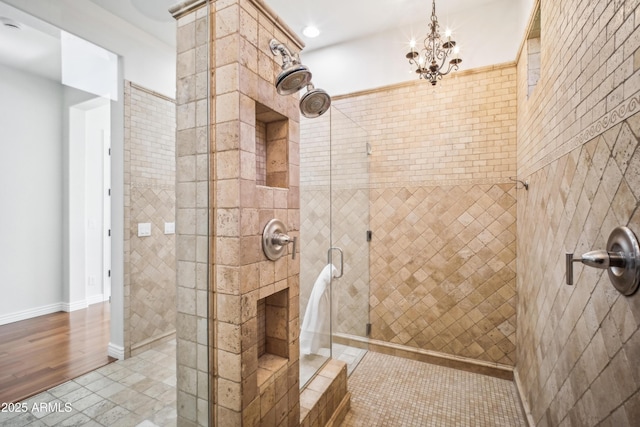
[{"left": 299, "top": 105, "right": 370, "bottom": 387}]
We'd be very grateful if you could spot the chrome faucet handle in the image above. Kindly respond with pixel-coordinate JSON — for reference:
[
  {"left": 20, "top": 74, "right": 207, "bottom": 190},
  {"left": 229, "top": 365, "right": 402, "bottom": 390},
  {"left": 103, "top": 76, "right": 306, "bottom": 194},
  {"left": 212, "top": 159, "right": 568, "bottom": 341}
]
[
  {"left": 262, "top": 219, "right": 297, "bottom": 261},
  {"left": 272, "top": 233, "right": 290, "bottom": 246},
  {"left": 566, "top": 253, "right": 581, "bottom": 286},
  {"left": 565, "top": 227, "right": 640, "bottom": 295},
  {"left": 271, "top": 233, "right": 296, "bottom": 260},
  {"left": 566, "top": 250, "right": 626, "bottom": 285}
]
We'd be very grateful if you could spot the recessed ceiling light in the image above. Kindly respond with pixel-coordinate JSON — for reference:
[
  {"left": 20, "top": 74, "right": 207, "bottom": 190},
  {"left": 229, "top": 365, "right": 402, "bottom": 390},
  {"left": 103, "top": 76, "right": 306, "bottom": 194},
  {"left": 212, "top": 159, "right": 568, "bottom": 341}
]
[
  {"left": 302, "top": 25, "right": 320, "bottom": 38},
  {"left": 0, "top": 17, "right": 22, "bottom": 30}
]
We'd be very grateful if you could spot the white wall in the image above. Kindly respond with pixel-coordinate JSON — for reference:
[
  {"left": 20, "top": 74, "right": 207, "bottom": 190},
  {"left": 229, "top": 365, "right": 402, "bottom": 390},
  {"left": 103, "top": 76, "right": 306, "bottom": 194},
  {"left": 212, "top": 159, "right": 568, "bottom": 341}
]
[
  {"left": 83, "top": 100, "right": 110, "bottom": 305},
  {"left": 301, "top": 0, "right": 524, "bottom": 96},
  {"left": 0, "top": 66, "right": 114, "bottom": 324},
  {"left": 63, "top": 88, "right": 111, "bottom": 312},
  {"left": 0, "top": 64, "right": 63, "bottom": 322}
]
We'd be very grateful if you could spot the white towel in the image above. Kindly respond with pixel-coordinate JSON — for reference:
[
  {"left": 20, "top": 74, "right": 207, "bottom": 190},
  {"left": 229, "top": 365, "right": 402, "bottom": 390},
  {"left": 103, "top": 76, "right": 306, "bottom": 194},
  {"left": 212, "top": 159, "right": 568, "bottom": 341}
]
[{"left": 300, "top": 264, "right": 338, "bottom": 355}]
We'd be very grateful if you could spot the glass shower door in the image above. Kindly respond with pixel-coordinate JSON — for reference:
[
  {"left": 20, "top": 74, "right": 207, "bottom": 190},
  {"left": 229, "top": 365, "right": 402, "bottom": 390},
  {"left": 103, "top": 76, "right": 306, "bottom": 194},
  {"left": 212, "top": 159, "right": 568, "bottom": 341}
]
[
  {"left": 299, "top": 105, "right": 370, "bottom": 387},
  {"left": 299, "top": 108, "right": 333, "bottom": 387},
  {"left": 329, "top": 107, "right": 370, "bottom": 374}
]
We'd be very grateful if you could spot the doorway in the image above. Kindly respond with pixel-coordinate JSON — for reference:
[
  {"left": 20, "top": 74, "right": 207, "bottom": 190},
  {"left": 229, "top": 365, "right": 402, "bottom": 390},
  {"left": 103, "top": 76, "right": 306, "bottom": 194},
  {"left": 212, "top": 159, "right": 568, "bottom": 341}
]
[{"left": 0, "top": 0, "right": 118, "bottom": 402}]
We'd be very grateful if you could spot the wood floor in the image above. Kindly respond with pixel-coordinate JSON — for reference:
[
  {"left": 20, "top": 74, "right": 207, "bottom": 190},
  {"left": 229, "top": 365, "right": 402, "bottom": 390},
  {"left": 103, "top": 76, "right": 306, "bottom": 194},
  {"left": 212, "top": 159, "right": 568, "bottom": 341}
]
[{"left": 0, "top": 302, "right": 115, "bottom": 404}]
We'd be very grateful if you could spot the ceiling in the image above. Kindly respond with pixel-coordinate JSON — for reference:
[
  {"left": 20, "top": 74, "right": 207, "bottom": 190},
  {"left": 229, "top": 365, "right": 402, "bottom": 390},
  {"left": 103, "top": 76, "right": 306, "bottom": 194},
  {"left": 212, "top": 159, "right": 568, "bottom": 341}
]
[
  {"left": 86, "top": 0, "right": 176, "bottom": 46},
  {"left": 263, "top": 0, "right": 503, "bottom": 52},
  {"left": 0, "top": 2, "right": 61, "bottom": 80},
  {"left": 90, "top": 0, "right": 510, "bottom": 52},
  {"left": 0, "top": 0, "right": 526, "bottom": 91}
]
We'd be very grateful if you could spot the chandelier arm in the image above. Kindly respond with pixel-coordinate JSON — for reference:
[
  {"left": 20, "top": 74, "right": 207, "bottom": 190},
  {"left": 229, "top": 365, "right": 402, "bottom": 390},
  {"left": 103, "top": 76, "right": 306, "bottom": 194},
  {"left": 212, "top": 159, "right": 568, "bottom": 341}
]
[{"left": 438, "top": 61, "right": 459, "bottom": 77}]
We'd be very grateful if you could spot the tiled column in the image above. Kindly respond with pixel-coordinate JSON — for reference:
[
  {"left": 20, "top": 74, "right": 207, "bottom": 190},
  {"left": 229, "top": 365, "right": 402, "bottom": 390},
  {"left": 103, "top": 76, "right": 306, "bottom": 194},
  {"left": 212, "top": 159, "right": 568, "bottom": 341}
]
[
  {"left": 173, "top": 0, "right": 302, "bottom": 425},
  {"left": 214, "top": 1, "right": 301, "bottom": 424},
  {"left": 171, "top": 1, "right": 210, "bottom": 426}
]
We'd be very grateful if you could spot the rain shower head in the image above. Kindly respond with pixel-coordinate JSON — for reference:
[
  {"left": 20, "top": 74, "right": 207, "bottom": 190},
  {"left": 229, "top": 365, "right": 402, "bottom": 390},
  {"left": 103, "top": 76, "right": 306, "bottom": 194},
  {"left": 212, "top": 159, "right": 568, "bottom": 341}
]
[
  {"left": 269, "top": 39, "right": 331, "bottom": 118},
  {"left": 270, "top": 39, "right": 312, "bottom": 95},
  {"left": 300, "top": 84, "right": 331, "bottom": 118},
  {"left": 275, "top": 63, "right": 312, "bottom": 96}
]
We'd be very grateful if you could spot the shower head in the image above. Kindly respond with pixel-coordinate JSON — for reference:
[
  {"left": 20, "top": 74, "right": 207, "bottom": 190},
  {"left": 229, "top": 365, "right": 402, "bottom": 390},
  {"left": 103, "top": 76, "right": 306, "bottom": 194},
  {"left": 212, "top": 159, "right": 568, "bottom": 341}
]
[
  {"left": 270, "top": 39, "right": 312, "bottom": 95},
  {"left": 275, "top": 63, "right": 312, "bottom": 96},
  {"left": 269, "top": 39, "right": 330, "bottom": 118},
  {"left": 300, "top": 84, "right": 331, "bottom": 118}
]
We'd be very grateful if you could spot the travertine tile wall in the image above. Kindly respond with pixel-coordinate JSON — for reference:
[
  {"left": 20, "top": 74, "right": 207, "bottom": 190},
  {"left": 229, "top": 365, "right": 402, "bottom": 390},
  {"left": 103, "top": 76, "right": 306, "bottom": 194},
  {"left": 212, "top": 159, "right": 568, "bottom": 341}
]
[
  {"left": 299, "top": 359, "right": 349, "bottom": 426},
  {"left": 175, "top": 0, "right": 303, "bottom": 425},
  {"left": 256, "top": 120, "right": 267, "bottom": 186},
  {"left": 301, "top": 64, "right": 519, "bottom": 366},
  {"left": 123, "top": 81, "right": 176, "bottom": 357},
  {"left": 172, "top": 2, "right": 210, "bottom": 426},
  {"left": 369, "top": 183, "right": 517, "bottom": 365},
  {"left": 515, "top": 0, "right": 640, "bottom": 425}
]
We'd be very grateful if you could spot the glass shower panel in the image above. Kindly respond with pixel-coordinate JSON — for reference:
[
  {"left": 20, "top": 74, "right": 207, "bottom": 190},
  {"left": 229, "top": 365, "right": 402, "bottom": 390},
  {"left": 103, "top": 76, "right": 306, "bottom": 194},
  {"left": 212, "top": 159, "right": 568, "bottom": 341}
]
[
  {"left": 330, "top": 106, "right": 370, "bottom": 373},
  {"left": 299, "top": 110, "right": 332, "bottom": 387},
  {"left": 299, "top": 105, "right": 370, "bottom": 387}
]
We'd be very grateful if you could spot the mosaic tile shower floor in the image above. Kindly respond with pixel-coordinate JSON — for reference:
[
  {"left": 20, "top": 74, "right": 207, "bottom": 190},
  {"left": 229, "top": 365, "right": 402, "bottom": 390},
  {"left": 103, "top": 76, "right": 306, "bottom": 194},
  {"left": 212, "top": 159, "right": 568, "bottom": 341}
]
[
  {"left": 0, "top": 341, "right": 176, "bottom": 427},
  {"left": 341, "top": 352, "right": 526, "bottom": 426}
]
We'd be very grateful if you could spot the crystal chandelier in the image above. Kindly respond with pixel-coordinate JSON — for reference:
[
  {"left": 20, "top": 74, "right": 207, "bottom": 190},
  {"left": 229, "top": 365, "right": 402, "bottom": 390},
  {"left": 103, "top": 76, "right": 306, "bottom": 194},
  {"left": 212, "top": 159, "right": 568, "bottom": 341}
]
[{"left": 406, "top": 0, "right": 462, "bottom": 85}]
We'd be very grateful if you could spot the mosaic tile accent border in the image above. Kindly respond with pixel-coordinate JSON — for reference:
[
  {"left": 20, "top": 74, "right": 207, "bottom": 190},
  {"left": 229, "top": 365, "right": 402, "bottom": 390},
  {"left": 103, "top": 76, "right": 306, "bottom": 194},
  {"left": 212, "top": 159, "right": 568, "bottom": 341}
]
[{"left": 524, "top": 91, "right": 640, "bottom": 177}]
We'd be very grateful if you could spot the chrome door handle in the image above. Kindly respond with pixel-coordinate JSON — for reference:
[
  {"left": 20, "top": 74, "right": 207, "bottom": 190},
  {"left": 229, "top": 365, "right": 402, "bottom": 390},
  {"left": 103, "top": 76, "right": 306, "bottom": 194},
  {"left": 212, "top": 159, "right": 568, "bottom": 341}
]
[{"left": 328, "top": 247, "right": 344, "bottom": 278}]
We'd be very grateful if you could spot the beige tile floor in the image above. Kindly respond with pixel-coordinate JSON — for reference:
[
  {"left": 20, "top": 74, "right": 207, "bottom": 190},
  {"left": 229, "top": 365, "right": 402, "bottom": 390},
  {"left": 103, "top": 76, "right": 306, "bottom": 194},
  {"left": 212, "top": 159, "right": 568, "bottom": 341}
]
[
  {"left": 0, "top": 340, "right": 177, "bottom": 427},
  {"left": 341, "top": 352, "right": 526, "bottom": 427},
  {"left": 2, "top": 340, "right": 525, "bottom": 427}
]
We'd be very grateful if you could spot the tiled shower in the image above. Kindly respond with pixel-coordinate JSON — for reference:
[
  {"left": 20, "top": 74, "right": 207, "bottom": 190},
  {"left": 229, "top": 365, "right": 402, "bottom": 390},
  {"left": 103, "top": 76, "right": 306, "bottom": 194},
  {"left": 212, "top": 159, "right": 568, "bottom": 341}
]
[
  {"left": 1, "top": 0, "right": 639, "bottom": 425},
  {"left": 300, "top": 64, "right": 519, "bottom": 371},
  {"left": 169, "top": 0, "right": 640, "bottom": 425}
]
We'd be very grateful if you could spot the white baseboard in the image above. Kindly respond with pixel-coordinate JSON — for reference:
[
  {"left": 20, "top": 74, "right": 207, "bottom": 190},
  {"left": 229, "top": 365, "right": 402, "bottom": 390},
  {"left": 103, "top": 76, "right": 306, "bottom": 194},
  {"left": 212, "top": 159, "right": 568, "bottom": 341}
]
[
  {"left": 0, "top": 298, "right": 110, "bottom": 325},
  {"left": 0, "top": 303, "right": 63, "bottom": 326},
  {"left": 61, "top": 300, "right": 88, "bottom": 312},
  {"left": 86, "top": 294, "right": 105, "bottom": 306},
  {"left": 108, "top": 342, "right": 125, "bottom": 360}
]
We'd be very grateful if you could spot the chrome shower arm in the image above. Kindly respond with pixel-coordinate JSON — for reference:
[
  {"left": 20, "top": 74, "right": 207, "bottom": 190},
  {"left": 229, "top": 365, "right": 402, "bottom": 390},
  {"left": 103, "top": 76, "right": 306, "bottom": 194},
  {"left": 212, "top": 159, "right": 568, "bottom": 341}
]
[{"left": 269, "top": 39, "right": 299, "bottom": 67}]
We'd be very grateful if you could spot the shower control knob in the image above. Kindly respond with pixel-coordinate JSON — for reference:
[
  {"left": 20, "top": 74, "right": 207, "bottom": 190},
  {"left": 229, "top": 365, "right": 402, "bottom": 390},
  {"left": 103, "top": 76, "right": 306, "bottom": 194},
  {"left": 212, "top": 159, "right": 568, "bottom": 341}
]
[
  {"left": 272, "top": 233, "right": 291, "bottom": 246},
  {"left": 262, "top": 219, "right": 297, "bottom": 261},
  {"left": 565, "top": 226, "right": 640, "bottom": 295},
  {"left": 579, "top": 250, "right": 626, "bottom": 269}
]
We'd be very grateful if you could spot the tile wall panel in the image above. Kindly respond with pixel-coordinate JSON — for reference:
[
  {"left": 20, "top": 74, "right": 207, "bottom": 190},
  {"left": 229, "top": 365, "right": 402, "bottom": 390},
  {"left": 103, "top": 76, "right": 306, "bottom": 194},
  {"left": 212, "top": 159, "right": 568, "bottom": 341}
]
[
  {"left": 517, "top": 115, "right": 640, "bottom": 426},
  {"left": 370, "top": 184, "right": 517, "bottom": 365},
  {"left": 129, "top": 186, "right": 176, "bottom": 347},
  {"left": 515, "top": 0, "right": 640, "bottom": 424},
  {"left": 301, "top": 63, "right": 518, "bottom": 366},
  {"left": 124, "top": 82, "right": 177, "bottom": 357}
]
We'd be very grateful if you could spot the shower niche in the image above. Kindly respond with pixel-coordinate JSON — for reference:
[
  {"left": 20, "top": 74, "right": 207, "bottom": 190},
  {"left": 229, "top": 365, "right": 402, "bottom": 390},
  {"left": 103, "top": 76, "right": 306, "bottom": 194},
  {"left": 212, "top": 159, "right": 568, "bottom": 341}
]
[
  {"left": 256, "top": 289, "right": 289, "bottom": 385},
  {"left": 255, "top": 103, "right": 289, "bottom": 189}
]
